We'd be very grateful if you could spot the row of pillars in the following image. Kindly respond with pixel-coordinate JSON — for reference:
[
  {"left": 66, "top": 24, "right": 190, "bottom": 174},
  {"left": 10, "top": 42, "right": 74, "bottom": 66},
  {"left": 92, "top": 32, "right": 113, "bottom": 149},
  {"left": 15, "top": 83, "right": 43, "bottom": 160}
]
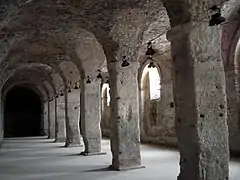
[
  {"left": 43, "top": 22, "right": 229, "bottom": 179},
  {"left": 44, "top": 81, "right": 104, "bottom": 154}
]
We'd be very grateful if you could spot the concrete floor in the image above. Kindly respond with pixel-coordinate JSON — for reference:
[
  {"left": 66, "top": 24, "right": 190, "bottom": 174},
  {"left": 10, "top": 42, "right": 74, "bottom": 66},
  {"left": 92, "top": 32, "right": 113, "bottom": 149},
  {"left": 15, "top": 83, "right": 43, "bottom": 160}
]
[{"left": 0, "top": 137, "right": 239, "bottom": 180}]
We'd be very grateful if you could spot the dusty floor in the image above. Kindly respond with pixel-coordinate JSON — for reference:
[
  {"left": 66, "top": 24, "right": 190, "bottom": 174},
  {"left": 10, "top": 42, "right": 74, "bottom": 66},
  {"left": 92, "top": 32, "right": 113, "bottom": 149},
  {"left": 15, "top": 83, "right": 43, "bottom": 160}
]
[{"left": 0, "top": 137, "right": 239, "bottom": 180}]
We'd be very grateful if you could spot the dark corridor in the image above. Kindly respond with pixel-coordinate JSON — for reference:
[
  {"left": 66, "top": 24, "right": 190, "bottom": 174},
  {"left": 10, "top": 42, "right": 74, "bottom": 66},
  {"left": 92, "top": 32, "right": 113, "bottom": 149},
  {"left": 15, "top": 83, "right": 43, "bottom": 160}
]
[{"left": 4, "top": 86, "right": 43, "bottom": 137}]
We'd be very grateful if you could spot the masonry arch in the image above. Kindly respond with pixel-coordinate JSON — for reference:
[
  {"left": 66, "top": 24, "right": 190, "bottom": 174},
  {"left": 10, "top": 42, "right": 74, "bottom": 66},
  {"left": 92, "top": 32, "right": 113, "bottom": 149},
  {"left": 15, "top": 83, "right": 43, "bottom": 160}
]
[
  {"left": 138, "top": 59, "right": 161, "bottom": 138},
  {"left": 3, "top": 85, "right": 43, "bottom": 138},
  {"left": 1, "top": 67, "right": 59, "bottom": 140},
  {"left": 221, "top": 0, "right": 240, "bottom": 155}
]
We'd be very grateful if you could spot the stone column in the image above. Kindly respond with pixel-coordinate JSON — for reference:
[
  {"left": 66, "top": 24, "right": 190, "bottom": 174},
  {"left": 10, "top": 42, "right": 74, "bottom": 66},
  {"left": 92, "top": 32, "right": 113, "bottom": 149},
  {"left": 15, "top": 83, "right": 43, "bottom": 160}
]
[
  {"left": 101, "top": 92, "right": 110, "bottom": 134},
  {"left": 101, "top": 94, "right": 108, "bottom": 129},
  {"left": 55, "top": 96, "right": 66, "bottom": 142},
  {"left": 0, "top": 97, "right": 3, "bottom": 147},
  {"left": 167, "top": 22, "right": 229, "bottom": 180},
  {"left": 65, "top": 89, "right": 81, "bottom": 147},
  {"left": 80, "top": 79, "right": 105, "bottom": 155},
  {"left": 108, "top": 61, "right": 143, "bottom": 170},
  {"left": 225, "top": 68, "right": 240, "bottom": 153},
  {"left": 43, "top": 102, "right": 49, "bottom": 136},
  {"left": 48, "top": 99, "right": 56, "bottom": 139}
]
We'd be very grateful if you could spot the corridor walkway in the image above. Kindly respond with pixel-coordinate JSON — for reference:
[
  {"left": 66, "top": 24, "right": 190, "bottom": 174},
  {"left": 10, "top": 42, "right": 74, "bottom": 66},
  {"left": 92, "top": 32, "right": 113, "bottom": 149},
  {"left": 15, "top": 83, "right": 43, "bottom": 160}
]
[{"left": 0, "top": 137, "right": 239, "bottom": 180}]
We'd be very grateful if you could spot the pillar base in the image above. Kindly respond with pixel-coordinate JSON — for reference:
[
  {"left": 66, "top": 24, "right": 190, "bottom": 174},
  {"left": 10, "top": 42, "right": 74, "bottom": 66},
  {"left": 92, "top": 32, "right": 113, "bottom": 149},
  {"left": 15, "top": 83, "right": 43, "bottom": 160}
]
[
  {"left": 39, "top": 130, "right": 46, "bottom": 136},
  {"left": 65, "top": 143, "right": 83, "bottom": 148},
  {"left": 48, "top": 136, "right": 55, "bottom": 140},
  {"left": 108, "top": 164, "right": 145, "bottom": 171},
  {"left": 80, "top": 151, "right": 106, "bottom": 156},
  {"left": 54, "top": 138, "right": 66, "bottom": 143}
]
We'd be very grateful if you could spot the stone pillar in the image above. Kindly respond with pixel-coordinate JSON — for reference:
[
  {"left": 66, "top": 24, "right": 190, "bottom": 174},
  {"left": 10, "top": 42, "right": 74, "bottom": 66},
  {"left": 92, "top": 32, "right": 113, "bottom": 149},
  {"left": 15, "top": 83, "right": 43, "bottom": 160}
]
[
  {"left": 108, "top": 61, "right": 142, "bottom": 170},
  {"left": 65, "top": 89, "right": 81, "bottom": 147},
  {"left": 167, "top": 22, "right": 229, "bottom": 180},
  {"left": 80, "top": 79, "right": 105, "bottom": 155},
  {"left": 225, "top": 68, "right": 240, "bottom": 153},
  {"left": 48, "top": 100, "right": 56, "bottom": 139},
  {"left": 101, "top": 94, "right": 108, "bottom": 129},
  {"left": 0, "top": 97, "right": 3, "bottom": 147},
  {"left": 43, "top": 102, "right": 49, "bottom": 136},
  {"left": 55, "top": 96, "right": 66, "bottom": 142},
  {"left": 101, "top": 91, "right": 110, "bottom": 134},
  {"left": 141, "top": 73, "right": 152, "bottom": 136}
]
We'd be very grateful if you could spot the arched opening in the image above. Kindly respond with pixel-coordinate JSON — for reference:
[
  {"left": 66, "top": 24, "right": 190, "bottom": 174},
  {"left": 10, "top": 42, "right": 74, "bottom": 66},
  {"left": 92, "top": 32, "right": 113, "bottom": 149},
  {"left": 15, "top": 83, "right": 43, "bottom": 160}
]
[
  {"left": 231, "top": 32, "right": 240, "bottom": 153},
  {"left": 4, "top": 86, "right": 43, "bottom": 138},
  {"left": 100, "top": 83, "right": 110, "bottom": 136},
  {"left": 234, "top": 38, "right": 240, "bottom": 104},
  {"left": 140, "top": 62, "right": 161, "bottom": 130}
]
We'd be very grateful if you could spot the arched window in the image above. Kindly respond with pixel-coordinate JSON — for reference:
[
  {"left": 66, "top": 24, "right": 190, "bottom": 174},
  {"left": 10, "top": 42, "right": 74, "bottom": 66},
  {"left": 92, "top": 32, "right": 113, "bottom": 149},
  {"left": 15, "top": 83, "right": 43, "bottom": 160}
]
[
  {"left": 101, "top": 83, "right": 110, "bottom": 106},
  {"left": 140, "top": 62, "right": 161, "bottom": 128},
  {"left": 101, "top": 83, "right": 111, "bottom": 136},
  {"left": 142, "top": 63, "right": 161, "bottom": 100}
]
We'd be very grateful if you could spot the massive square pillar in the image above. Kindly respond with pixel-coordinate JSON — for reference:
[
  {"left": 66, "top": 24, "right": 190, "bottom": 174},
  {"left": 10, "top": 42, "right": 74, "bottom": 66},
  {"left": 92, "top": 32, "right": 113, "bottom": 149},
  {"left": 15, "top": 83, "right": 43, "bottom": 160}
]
[
  {"left": 108, "top": 61, "right": 142, "bottom": 170},
  {"left": 48, "top": 99, "right": 56, "bottom": 139},
  {"left": 81, "top": 79, "right": 104, "bottom": 155},
  {"left": 65, "top": 89, "right": 81, "bottom": 147},
  {"left": 167, "top": 22, "right": 229, "bottom": 180},
  {"left": 55, "top": 96, "right": 66, "bottom": 142}
]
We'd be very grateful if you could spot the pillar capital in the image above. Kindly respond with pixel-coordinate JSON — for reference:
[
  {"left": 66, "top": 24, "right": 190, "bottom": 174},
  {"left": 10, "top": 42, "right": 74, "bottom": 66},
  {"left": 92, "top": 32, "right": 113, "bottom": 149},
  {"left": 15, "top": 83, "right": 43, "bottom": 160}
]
[
  {"left": 166, "top": 21, "right": 211, "bottom": 42},
  {"left": 166, "top": 22, "right": 192, "bottom": 42},
  {"left": 108, "top": 61, "right": 139, "bottom": 72}
]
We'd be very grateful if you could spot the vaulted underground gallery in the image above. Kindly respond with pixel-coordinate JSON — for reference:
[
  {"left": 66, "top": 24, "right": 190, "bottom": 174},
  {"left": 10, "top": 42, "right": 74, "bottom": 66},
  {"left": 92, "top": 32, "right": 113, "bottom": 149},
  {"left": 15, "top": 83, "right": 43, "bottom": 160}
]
[{"left": 0, "top": 0, "right": 240, "bottom": 180}]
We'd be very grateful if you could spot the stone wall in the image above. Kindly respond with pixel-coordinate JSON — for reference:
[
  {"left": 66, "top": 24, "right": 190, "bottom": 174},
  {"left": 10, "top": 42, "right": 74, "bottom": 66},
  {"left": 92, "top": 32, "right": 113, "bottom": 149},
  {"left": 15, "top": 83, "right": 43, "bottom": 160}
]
[
  {"left": 0, "top": 97, "right": 3, "bottom": 147},
  {"left": 139, "top": 52, "right": 176, "bottom": 147},
  {"left": 101, "top": 106, "right": 110, "bottom": 137}
]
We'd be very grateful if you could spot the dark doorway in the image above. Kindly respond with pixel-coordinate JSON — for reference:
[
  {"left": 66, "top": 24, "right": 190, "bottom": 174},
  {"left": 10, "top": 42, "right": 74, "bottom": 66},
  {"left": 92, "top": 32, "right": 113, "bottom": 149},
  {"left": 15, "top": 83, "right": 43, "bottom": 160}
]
[{"left": 4, "top": 86, "right": 43, "bottom": 137}]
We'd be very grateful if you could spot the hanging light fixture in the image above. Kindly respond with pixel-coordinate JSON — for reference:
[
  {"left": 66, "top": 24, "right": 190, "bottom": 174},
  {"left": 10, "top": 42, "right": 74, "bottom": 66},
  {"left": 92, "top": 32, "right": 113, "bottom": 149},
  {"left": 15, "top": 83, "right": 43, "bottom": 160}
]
[
  {"left": 121, "top": 56, "right": 130, "bottom": 67},
  {"left": 147, "top": 56, "right": 154, "bottom": 61},
  {"left": 86, "top": 76, "right": 91, "bottom": 84},
  {"left": 145, "top": 42, "right": 156, "bottom": 56},
  {"left": 96, "top": 69, "right": 102, "bottom": 79},
  {"left": 209, "top": 5, "right": 225, "bottom": 26},
  {"left": 60, "top": 91, "right": 64, "bottom": 96},
  {"left": 148, "top": 62, "right": 156, "bottom": 68},
  {"left": 74, "top": 82, "right": 79, "bottom": 89}
]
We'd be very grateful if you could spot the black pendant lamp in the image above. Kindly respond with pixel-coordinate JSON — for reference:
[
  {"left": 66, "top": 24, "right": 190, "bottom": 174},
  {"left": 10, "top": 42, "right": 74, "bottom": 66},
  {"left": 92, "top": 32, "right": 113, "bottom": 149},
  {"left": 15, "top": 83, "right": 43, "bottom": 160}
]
[
  {"left": 74, "top": 82, "right": 79, "bottom": 89},
  {"left": 148, "top": 62, "right": 156, "bottom": 68},
  {"left": 146, "top": 42, "right": 156, "bottom": 56},
  {"left": 86, "top": 76, "right": 91, "bottom": 84},
  {"left": 209, "top": 6, "right": 225, "bottom": 26},
  {"left": 96, "top": 69, "right": 102, "bottom": 79},
  {"left": 121, "top": 56, "right": 130, "bottom": 67}
]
